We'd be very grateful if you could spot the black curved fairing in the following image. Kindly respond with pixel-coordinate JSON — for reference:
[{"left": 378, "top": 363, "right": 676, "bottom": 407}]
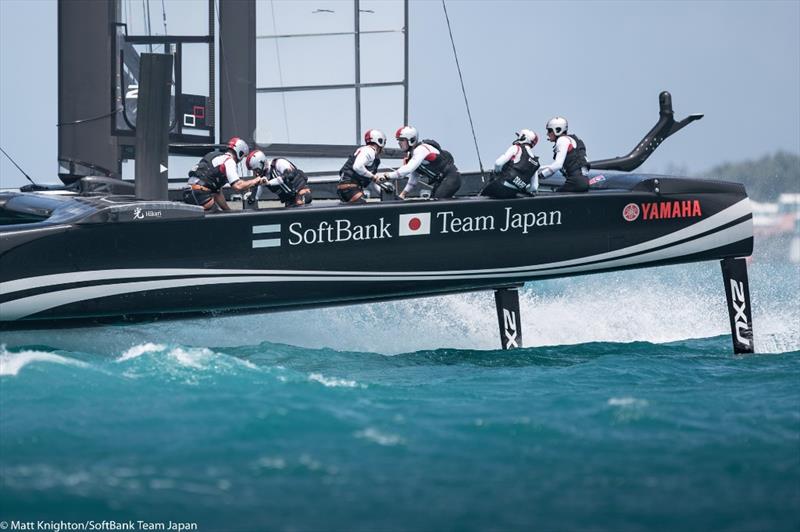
[{"left": 589, "top": 91, "right": 703, "bottom": 172}]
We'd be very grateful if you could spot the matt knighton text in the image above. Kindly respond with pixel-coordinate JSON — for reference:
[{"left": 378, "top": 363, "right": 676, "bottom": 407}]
[{"left": 6, "top": 521, "right": 197, "bottom": 532}]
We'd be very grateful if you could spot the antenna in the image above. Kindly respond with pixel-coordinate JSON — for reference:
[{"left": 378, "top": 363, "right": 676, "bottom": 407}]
[
  {"left": 143, "top": 0, "right": 153, "bottom": 53},
  {"left": 160, "top": 0, "right": 168, "bottom": 36},
  {"left": 441, "top": 0, "right": 485, "bottom": 181},
  {"left": 0, "top": 146, "right": 37, "bottom": 186},
  {"left": 270, "top": 0, "right": 291, "bottom": 142}
]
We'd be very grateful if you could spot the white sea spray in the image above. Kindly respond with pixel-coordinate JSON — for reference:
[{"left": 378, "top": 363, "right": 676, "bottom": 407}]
[
  {"left": 308, "top": 372, "right": 364, "bottom": 388},
  {"left": 0, "top": 346, "right": 88, "bottom": 377},
  {"left": 169, "top": 347, "right": 215, "bottom": 369},
  {"left": 354, "top": 427, "right": 405, "bottom": 446},
  {"left": 117, "top": 342, "right": 166, "bottom": 362}
]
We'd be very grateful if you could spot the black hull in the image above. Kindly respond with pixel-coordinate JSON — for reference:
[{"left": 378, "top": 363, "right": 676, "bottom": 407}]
[{"left": 0, "top": 176, "right": 753, "bottom": 328}]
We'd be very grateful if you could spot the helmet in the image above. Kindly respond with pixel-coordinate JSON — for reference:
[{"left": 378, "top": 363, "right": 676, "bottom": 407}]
[
  {"left": 246, "top": 150, "right": 267, "bottom": 175},
  {"left": 227, "top": 136, "right": 250, "bottom": 161},
  {"left": 364, "top": 129, "right": 386, "bottom": 147},
  {"left": 395, "top": 125, "right": 418, "bottom": 147},
  {"left": 515, "top": 129, "right": 538, "bottom": 146},
  {"left": 545, "top": 117, "right": 568, "bottom": 137}
]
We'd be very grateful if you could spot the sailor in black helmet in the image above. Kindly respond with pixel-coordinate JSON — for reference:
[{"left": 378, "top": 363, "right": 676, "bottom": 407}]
[
  {"left": 379, "top": 126, "right": 461, "bottom": 199},
  {"left": 245, "top": 150, "right": 312, "bottom": 208},
  {"left": 539, "top": 117, "right": 590, "bottom": 192},
  {"left": 337, "top": 129, "right": 391, "bottom": 203},
  {"left": 480, "top": 129, "right": 540, "bottom": 199},
  {"left": 183, "top": 137, "right": 263, "bottom": 211}
]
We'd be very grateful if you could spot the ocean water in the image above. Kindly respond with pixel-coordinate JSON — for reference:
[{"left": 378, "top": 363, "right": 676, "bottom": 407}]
[{"left": 1, "top": 261, "right": 799, "bottom": 531}]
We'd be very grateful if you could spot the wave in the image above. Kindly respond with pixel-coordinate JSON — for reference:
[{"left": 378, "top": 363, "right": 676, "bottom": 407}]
[
  {"left": 607, "top": 397, "right": 649, "bottom": 407},
  {"left": 0, "top": 346, "right": 89, "bottom": 376},
  {"left": 3, "top": 336, "right": 796, "bottom": 385},
  {"left": 117, "top": 342, "right": 166, "bottom": 362},
  {"left": 354, "top": 427, "right": 405, "bottom": 446},
  {"left": 308, "top": 372, "right": 365, "bottom": 388}
]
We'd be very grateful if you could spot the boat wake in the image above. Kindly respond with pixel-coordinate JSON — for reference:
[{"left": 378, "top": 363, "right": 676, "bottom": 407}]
[
  {"left": 210, "top": 262, "right": 799, "bottom": 354},
  {"left": 1, "top": 262, "right": 797, "bottom": 356}
]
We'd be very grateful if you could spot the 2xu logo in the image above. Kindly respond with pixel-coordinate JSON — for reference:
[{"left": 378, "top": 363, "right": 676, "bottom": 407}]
[
  {"left": 730, "top": 279, "right": 752, "bottom": 348},
  {"left": 502, "top": 309, "right": 518, "bottom": 348},
  {"left": 125, "top": 85, "right": 138, "bottom": 99}
]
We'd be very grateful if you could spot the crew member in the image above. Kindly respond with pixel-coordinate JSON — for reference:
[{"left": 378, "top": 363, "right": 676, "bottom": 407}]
[
  {"left": 379, "top": 126, "right": 461, "bottom": 199},
  {"left": 183, "top": 137, "right": 262, "bottom": 211},
  {"left": 246, "top": 150, "right": 312, "bottom": 208},
  {"left": 337, "top": 129, "right": 390, "bottom": 203},
  {"left": 538, "top": 116, "right": 590, "bottom": 192},
  {"left": 480, "top": 129, "right": 540, "bottom": 199}
]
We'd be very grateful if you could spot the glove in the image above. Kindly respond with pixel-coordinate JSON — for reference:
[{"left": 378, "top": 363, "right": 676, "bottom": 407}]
[{"left": 374, "top": 173, "right": 387, "bottom": 183}]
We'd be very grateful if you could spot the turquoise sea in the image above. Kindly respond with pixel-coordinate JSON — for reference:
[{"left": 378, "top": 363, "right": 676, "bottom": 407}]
[{"left": 1, "top": 260, "right": 799, "bottom": 531}]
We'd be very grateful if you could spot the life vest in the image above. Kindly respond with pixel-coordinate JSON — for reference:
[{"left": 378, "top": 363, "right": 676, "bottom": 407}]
[
  {"left": 553, "top": 134, "right": 589, "bottom": 178},
  {"left": 501, "top": 144, "right": 540, "bottom": 183},
  {"left": 188, "top": 151, "right": 229, "bottom": 192},
  {"left": 339, "top": 147, "right": 381, "bottom": 187},
  {"left": 411, "top": 139, "right": 454, "bottom": 182},
  {"left": 266, "top": 158, "right": 308, "bottom": 204}
]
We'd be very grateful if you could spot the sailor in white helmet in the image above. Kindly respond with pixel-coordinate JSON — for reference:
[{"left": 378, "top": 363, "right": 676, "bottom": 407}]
[
  {"left": 184, "top": 137, "right": 262, "bottom": 211},
  {"left": 538, "top": 117, "right": 590, "bottom": 192},
  {"left": 337, "top": 129, "right": 392, "bottom": 203},
  {"left": 246, "top": 150, "right": 312, "bottom": 208},
  {"left": 480, "top": 129, "right": 541, "bottom": 199},
  {"left": 379, "top": 126, "right": 461, "bottom": 199}
]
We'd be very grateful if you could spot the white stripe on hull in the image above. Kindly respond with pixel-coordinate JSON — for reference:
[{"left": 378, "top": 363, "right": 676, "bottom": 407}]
[
  {"left": 252, "top": 224, "right": 280, "bottom": 234},
  {"left": 252, "top": 238, "right": 281, "bottom": 248}
]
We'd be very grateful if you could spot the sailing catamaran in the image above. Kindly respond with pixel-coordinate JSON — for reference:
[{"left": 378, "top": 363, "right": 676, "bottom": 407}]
[{"left": 0, "top": 1, "right": 754, "bottom": 354}]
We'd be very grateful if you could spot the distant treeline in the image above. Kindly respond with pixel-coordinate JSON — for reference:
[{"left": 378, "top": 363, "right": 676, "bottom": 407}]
[{"left": 700, "top": 151, "right": 799, "bottom": 201}]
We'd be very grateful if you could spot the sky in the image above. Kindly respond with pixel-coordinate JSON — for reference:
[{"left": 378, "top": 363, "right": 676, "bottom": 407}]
[{"left": 1, "top": 0, "right": 798, "bottom": 188}]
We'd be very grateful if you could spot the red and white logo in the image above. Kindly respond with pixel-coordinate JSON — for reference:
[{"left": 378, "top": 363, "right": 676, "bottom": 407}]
[
  {"left": 622, "top": 203, "right": 640, "bottom": 222},
  {"left": 623, "top": 200, "right": 702, "bottom": 222},
  {"left": 641, "top": 200, "right": 702, "bottom": 220},
  {"left": 398, "top": 212, "right": 431, "bottom": 236}
]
